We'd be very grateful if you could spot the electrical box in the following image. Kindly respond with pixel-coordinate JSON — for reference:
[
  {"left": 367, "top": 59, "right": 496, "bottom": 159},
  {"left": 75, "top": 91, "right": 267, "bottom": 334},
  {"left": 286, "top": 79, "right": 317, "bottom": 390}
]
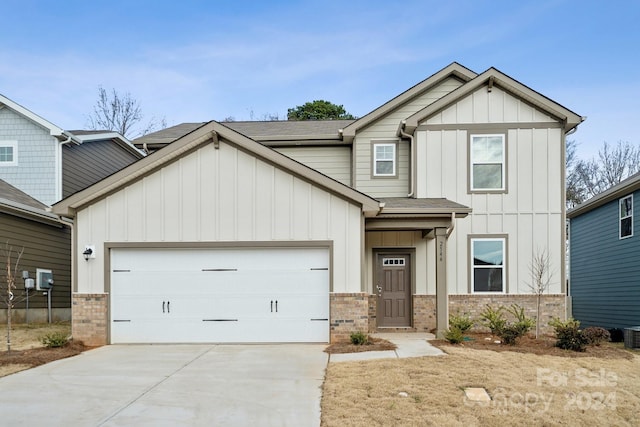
[
  {"left": 36, "top": 269, "right": 53, "bottom": 291},
  {"left": 24, "top": 278, "right": 35, "bottom": 290}
]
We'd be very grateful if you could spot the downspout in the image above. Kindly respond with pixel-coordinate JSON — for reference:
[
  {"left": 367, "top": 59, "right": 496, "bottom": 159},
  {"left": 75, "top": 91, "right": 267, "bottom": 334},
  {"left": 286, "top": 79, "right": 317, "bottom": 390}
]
[
  {"left": 55, "top": 133, "right": 75, "bottom": 203},
  {"left": 398, "top": 120, "right": 415, "bottom": 197},
  {"left": 446, "top": 212, "right": 456, "bottom": 238}
]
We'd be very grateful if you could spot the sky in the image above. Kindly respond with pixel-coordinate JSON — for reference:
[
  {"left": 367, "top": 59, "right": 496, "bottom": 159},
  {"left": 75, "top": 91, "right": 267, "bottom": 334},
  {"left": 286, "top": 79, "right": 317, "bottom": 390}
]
[{"left": 1, "top": 0, "right": 638, "bottom": 160}]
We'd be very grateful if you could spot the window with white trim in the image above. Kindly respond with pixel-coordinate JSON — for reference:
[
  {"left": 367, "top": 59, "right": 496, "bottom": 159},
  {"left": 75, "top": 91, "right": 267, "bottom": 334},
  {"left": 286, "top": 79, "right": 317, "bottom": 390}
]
[
  {"left": 373, "top": 143, "right": 396, "bottom": 176},
  {"left": 620, "top": 195, "right": 633, "bottom": 239},
  {"left": 471, "top": 238, "right": 505, "bottom": 293},
  {"left": 470, "top": 134, "right": 504, "bottom": 191},
  {"left": 0, "top": 141, "right": 18, "bottom": 166}
]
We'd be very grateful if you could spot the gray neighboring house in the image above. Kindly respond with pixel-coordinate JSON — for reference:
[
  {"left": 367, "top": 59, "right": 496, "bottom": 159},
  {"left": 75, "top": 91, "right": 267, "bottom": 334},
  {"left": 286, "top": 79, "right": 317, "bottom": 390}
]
[
  {"left": 0, "top": 94, "right": 144, "bottom": 322},
  {"left": 568, "top": 172, "right": 640, "bottom": 330}
]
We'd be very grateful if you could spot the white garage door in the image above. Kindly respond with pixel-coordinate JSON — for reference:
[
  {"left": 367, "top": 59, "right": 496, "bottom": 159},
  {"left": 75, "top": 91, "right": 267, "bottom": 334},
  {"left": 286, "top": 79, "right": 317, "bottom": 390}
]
[{"left": 110, "top": 247, "right": 329, "bottom": 344}]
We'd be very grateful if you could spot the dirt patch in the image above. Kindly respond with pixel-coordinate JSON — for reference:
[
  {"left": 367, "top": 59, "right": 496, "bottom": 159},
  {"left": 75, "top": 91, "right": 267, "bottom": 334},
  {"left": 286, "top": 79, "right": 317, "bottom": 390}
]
[
  {"left": 431, "top": 332, "right": 634, "bottom": 359},
  {"left": 0, "top": 323, "right": 89, "bottom": 377},
  {"left": 321, "top": 336, "right": 640, "bottom": 426},
  {"left": 325, "top": 337, "right": 397, "bottom": 354}
]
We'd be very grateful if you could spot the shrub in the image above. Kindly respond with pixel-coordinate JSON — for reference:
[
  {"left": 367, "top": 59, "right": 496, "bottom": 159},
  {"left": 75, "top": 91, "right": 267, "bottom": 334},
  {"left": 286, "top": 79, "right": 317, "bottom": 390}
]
[
  {"left": 350, "top": 331, "right": 369, "bottom": 345},
  {"left": 444, "top": 327, "right": 464, "bottom": 344},
  {"left": 480, "top": 305, "right": 506, "bottom": 334},
  {"left": 498, "top": 324, "right": 523, "bottom": 345},
  {"left": 582, "top": 326, "right": 611, "bottom": 346},
  {"left": 449, "top": 313, "right": 473, "bottom": 333},
  {"left": 40, "top": 331, "right": 69, "bottom": 348},
  {"left": 549, "top": 318, "right": 587, "bottom": 352},
  {"left": 506, "top": 304, "right": 535, "bottom": 335}
]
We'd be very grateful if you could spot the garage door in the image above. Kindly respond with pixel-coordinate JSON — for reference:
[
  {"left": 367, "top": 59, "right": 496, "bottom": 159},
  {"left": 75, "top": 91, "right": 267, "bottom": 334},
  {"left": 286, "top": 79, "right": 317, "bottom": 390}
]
[{"left": 110, "top": 247, "right": 329, "bottom": 344}]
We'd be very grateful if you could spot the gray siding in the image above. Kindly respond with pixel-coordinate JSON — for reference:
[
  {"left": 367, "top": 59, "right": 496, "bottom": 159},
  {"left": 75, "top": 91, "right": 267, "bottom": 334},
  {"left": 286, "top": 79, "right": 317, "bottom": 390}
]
[
  {"left": 570, "top": 190, "right": 640, "bottom": 329},
  {"left": 0, "top": 213, "right": 71, "bottom": 309},
  {"left": 62, "top": 140, "right": 141, "bottom": 198},
  {"left": 0, "top": 107, "right": 57, "bottom": 204},
  {"left": 274, "top": 146, "right": 351, "bottom": 185}
]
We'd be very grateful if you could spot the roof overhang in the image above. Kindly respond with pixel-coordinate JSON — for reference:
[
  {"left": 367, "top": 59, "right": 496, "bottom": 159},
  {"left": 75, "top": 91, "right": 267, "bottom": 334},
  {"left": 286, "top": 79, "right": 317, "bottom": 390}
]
[
  {"left": 402, "top": 67, "right": 585, "bottom": 135},
  {"left": 0, "top": 94, "right": 68, "bottom": 138},
  {"left": 568, "top": 171, "right": 640, "bottom": 218},
  {"left": 366, "top": 197, "right": 471, "bottom": 231},
  {"left": 0, "top": 198, "right": 70, "bottom": 227},
  {"left": 53, "top": 121, "right": 381, "bottom": 218},
  {"left": 341, "top": 62, "right": 477, "bottom": 142},
  {"left": 69, "top": 131, "right": 145, "bottom": 158}
]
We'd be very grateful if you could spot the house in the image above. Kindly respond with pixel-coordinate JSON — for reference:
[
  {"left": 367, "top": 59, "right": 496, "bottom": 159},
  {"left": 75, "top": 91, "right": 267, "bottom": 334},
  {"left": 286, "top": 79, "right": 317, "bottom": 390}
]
[
  {"left": 0, "top": 94, "right": 144, "bottom": 322},
  {"left": 52, "top": 63, "right": 583, "bottom": 346},
  {"left": 0, "top": 179, "right": 71, "bottom": 323},
  {"left": 568, "top": 172, "right": 640, "bottom": 330}
]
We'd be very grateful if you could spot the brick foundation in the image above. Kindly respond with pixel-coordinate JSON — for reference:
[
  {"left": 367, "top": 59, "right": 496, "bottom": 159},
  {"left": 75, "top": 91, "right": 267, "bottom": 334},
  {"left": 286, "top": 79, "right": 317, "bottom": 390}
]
[
  {"left": 413, "top": 295, "right": 437, "bottom": 332},
  {"left": 72, "top": 294, "right": 108, "bottom": 347},
  {"left": 330, "top": 293, "right": 369, "bottom": 343}
]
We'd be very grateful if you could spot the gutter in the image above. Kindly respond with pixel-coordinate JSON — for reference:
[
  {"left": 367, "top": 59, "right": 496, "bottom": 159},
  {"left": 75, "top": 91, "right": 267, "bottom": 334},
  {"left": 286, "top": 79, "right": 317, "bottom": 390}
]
[{"left": 398, "top": 120, "right": 415, "bottom": 197}]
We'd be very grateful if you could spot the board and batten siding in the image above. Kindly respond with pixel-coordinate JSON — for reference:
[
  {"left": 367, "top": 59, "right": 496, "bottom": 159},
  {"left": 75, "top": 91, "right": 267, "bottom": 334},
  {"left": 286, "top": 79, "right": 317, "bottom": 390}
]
[
  {"left": 0, "top": 212, "right": 71, "bottom": 309},
  {"left": 353, "top": 77, "right": 464, "bottom": 197},
  {"left": 570, "top": 191, "right": 640, "bottom": 329},
  {"left": 75, "top": 141, "right": 363, "bottom": 295},
  {"left": 418, "top": 86, "right": 565, "bottom": 295},
  {"left": 0, "top": 107, "right": 57, "bottom": 205},
  {"left": 274, "top": 146, "right": 351, "bottom": 186},
  {"left": 62, "top": 140, "right": 141, "bottom": 198}
]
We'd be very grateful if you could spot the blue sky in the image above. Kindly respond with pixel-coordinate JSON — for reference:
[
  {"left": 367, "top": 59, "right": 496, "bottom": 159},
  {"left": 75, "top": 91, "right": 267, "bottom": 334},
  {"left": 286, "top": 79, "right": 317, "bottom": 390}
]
[{"left": 1, "top": 0, "right": 638, "bottom": 159}]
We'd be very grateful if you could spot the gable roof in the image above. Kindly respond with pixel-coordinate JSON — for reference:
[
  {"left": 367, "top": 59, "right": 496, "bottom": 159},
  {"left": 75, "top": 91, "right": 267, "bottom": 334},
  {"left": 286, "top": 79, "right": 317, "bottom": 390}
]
[
  {"left": 67, "top": 130, "right": 144, "bottom": 158},
  {"left": 567, "top": 172, "right": 640, "bottom": 219},
  {"left": 0, "top": 94, "right": 78, "bottom": 142},
  {"left": 0, "top": 179, "right": 68, "bottom": 226},
  {"left": 341, "top": 62, "right": 477, "bottom": 142},
  {"left": 53, "top": 121, "right": 382, "bottom": 218},
  {"left": 402, "top": 67, "right": 584, "bottom": 134}
]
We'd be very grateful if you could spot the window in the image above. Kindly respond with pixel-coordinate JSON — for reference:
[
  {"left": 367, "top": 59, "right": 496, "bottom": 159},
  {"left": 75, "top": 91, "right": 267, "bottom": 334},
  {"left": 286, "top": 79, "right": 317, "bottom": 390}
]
[
  {"left": 373, "top": 143, "right": 396, "bottom": 176},
  {"left": 471, "top": 238, "right": 505, "bottom": 293},
  {"left": 620, "top": 195, "right": 633, "bottom": 239},
  {"left": 0, "top": 141, "right": 18, "bottom": 166},
  {"left": 470, "top": 134, "right": 504, "bottom": 191}
]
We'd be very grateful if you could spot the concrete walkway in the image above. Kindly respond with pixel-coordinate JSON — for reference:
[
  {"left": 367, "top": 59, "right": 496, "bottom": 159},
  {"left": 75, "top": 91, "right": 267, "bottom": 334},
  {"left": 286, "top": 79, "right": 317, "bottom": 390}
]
[{"left": 329, "top": 333, "right": 445, "bottom": 362}]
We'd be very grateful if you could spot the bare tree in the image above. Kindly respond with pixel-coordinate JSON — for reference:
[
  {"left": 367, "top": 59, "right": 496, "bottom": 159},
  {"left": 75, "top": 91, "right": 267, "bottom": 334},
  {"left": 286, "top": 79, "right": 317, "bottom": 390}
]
[
  {"left": 568, "top": 140, "right": 640, "bottom": 206},
  {"left": 1, "top": 243, "right": 25, "bottom": 352},
  {"left": 86, "top": 87, "right": 166, "bottom": 139},
  {"left": 527, "top": 248, "right": 553, "bottom": 339}
]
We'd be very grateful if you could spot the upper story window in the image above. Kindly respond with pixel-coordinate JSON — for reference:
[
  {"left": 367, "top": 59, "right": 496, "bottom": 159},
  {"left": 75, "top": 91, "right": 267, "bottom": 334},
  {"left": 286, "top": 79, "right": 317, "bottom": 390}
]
[
  {"left": 373, "top": 142, "right": 397, "bottom": 177},
  {"left": 0, "top": 141, "right": 18, "bottom": 166},
  {"left": 620, "top": 195, "right": 633, "bottom": 239},
  {"left": 471, "top": 237, "right": 505, "bottom": 293},
  {"left": 470, "top": 134, "right": 505, "bottom": 191}
]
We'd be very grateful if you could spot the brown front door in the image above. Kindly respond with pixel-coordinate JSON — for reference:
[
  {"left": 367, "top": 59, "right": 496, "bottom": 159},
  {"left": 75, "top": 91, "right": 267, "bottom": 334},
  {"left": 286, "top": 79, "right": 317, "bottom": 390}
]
[{"left": 376, "top": 253, "right": 411, "bottom": 327}]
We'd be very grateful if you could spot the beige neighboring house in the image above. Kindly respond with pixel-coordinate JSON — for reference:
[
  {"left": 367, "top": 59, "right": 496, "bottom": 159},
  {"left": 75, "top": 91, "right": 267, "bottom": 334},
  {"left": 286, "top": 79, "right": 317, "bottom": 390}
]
[{"left": 53, "top": 63, "right": 583, "bottom": 346}]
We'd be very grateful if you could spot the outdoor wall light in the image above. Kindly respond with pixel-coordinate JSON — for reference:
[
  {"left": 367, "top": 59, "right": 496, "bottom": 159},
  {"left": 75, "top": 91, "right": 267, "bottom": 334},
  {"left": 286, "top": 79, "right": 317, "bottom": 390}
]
[{"left": 83, "top": 247, "right": 93, "bottom": 261}]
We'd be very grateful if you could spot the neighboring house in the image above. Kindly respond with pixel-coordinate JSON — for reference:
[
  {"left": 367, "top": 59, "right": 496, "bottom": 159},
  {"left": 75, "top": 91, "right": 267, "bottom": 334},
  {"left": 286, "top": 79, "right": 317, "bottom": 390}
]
[
  {"left": 53, "top": 63, "right": 583, "bottom": 346},
  {"left": 0, "top": 179, "right": 71, "bottom": 322},
  {"left": 0, "top": 94, "right": 144, "bottom": 205},
  {"left": 567, "top": 172, "right": 640, "bottom": 330},
  {"left": 0, "top": 94, "right": 144, "bottom": 322}
]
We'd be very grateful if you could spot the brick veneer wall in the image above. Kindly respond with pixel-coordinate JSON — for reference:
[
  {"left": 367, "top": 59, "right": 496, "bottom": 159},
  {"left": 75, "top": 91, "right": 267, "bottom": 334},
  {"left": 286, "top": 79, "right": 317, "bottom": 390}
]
[
  {"left": 72, "top": 294, "right": 108, "bottom": 347},
  {"left": 330, "top": 293, "right": 369, "bottom": 342},
  {"left": 413, "top": 295, "right": 437, "bottom": 332}
]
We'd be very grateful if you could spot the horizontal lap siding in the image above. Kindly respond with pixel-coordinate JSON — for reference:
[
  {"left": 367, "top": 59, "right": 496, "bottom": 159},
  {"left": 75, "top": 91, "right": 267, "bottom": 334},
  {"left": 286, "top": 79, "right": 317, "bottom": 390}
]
[
  {"left": 0, "top": 213, "right": 71, "bottom": 308},
  {"left": 570, "top": 192, "right": 640, "bottom": 329},
  {"left": 62, "top": 141, "right": 141, "bottom": 198},
  {"left": 76, "top": 142, "right": 363, "bottom": 294},
  {"left": 354, "top": 78, "right": 463, "bottom": 197},
  {"left": 274, "top": 146, "right": 351, "bottom": 186}
]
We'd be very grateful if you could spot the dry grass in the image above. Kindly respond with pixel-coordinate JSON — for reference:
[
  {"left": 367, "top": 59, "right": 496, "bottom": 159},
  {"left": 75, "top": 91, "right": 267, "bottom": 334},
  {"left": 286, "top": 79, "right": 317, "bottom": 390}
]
[
  {"left": 0, "top": 322, "right": 85, "bottom": 377},
  {"left": 322, "top": 341, "right": 640, "bottom": 426},
  {"left": 325, "top": 337, "right": 397, "bottom": 354}
]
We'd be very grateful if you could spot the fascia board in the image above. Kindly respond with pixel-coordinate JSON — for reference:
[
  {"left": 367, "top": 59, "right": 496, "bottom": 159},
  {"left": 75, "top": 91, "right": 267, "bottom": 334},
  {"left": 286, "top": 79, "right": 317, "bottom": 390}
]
[
  {"left": 568, "top": 172, "right": 640, "bottom": 218},
  {"left": 0, "top": 94, "right": 64, "bottom": 136}
]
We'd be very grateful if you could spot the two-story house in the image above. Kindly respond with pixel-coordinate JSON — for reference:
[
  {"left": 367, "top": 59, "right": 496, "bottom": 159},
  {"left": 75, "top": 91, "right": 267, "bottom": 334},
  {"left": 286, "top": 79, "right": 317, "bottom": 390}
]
[
  {"left": 52, "top": 63, "right": 583, "bottom": 345},
  {"left": 0, "top": 94, "right": 143, "bottom": 322}
]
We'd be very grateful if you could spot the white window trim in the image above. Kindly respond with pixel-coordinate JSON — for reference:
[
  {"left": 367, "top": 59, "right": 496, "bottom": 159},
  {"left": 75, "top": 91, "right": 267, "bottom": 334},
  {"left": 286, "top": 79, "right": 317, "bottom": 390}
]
[
  {"left": 373, "top": 142, "right": 396, "bottom": 177},
  {"left": 471, "top": 237, "right": 506, "bottom": 294},
  {"left": 0, "top": 140, "right": 18, "bottom": 166},
  {"left": 470, "top": 134, "right": 505, "bottom": 191},
  {"left": 619, "top": 194, "right": 633, "bottom": 239}
]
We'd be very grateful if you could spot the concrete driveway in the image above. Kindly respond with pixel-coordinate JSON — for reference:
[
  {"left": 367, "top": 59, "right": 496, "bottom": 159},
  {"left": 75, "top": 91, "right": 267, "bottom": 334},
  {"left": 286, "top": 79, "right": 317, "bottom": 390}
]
[{"left": 0, "top": 344, "right": 328, "bottom": 426}]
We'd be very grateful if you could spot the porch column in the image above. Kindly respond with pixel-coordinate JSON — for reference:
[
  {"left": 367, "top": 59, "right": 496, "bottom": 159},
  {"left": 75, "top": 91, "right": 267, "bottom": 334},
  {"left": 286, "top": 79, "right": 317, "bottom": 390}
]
[{"left": 435, "top": 227, "right": 449, "bottom": 338}]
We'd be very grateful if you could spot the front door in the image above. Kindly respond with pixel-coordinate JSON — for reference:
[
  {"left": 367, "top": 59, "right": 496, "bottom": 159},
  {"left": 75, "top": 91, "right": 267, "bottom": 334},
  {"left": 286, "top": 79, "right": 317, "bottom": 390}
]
[{"left": 376, "top": 253, "right": 412, "bottom": 327}]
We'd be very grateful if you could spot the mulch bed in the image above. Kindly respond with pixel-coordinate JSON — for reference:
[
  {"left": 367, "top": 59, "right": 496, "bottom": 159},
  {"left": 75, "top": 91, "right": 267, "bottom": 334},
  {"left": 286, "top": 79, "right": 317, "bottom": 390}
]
[
  {"left": 325, "top": 337, "right": 397, "bottom": 354},
  {"left": 430, "top": 332, "right": 636, "bottom": 359},
  {"left": 0, "top": 341, "right": 87, "bottom": 368}
]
